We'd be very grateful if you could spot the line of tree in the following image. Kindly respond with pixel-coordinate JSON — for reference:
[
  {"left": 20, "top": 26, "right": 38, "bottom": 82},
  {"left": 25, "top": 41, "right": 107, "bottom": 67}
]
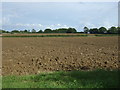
[
  {"left": 0, "top": 27, "right": 77, "bottom": 34},
  {"left": 0, "top": 26, "right": 119, "bottom": 34},
  {"left": 84, "top": 26, "right": 120, "bottom": 34},
  {"left": 44, "top": 28, "right": 77, "bottom": 33}
]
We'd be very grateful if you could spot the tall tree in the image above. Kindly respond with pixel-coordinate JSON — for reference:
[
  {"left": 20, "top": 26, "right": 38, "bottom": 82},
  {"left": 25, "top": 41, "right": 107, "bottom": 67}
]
[
  {"left": 11, "top": 30, "right": 20, "bottom": 33},
  {"left": 89, "top": 28, "right": 98, "bottom": 34},
  {"left": 0, "top": 30, "right": 8, "bottom": 33},
  {"left": 31, "top": 29, "right": 36, "bottom": 33},
  {"left": 84, "top": 27, "right": 89, "bottom": 34},
  {"left": 98, "top": 27, "right": 107, "bottom": 34},
  {"left": 24, "top": 29, "right": 28, "bottom": 33},
  {"left": 38, "top": 30, "right": 43, "bottom": 33},
  {"left": 66, "top": 28, "right": 77, "bottom": 33},
  {"left": 107, "top": 27, "right": 117, "bottom": 34},
  {"left": 44, "top": 29, "right": 52, "bottom": 33},
  {"left": 117, "top": 27, "right": 120, "bottom": 34}
]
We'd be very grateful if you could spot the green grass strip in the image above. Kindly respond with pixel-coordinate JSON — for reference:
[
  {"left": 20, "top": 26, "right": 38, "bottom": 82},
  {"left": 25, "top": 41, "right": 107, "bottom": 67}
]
[
  {"left": 0, "top": 34, "right": 119, "bottom": 38},
  {"left": 2, "top": 69, "right": 120, "bottom": 88},
  {"left": 95, "top": 34, "right": 119, "bottom": 37},
  {"left": 1, "top": 35, "right": 88, "bottom": 37}
]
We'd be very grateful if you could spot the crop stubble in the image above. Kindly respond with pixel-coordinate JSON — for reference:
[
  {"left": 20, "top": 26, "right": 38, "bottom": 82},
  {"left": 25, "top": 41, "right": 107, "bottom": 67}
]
[{"left": 2, "top": 36, "right": 119, "bottom": 75}]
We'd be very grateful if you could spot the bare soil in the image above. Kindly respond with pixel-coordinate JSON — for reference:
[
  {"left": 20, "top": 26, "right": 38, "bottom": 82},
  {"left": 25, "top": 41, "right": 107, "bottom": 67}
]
[{"left": 2, "top": 36, "right": 119, "bottom": 75}]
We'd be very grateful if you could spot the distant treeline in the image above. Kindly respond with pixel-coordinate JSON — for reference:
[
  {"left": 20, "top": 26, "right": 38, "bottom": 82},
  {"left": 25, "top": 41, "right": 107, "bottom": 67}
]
[
  {"left": 84, "top": 26, "right": 119, "bottom": 34},
  {"left": 0, "top": 26, "right": 119, "bottom": 34}
]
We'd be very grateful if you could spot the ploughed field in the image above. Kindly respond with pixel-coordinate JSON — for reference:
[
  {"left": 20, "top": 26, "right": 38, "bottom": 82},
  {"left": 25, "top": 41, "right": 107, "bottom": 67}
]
[{"left": 2, "top": 36, "right": 119, "bottom": 76}]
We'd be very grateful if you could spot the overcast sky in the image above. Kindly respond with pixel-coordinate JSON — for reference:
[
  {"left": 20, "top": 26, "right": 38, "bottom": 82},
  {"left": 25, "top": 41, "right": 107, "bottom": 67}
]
[{"left": 1, "top": 2, "right": 118, "bottom": 31}]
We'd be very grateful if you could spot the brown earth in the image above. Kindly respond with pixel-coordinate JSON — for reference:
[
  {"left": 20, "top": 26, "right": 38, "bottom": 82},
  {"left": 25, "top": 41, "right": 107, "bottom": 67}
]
[{"left": 2, "top": 36, "right": 119, "bottom": 76}]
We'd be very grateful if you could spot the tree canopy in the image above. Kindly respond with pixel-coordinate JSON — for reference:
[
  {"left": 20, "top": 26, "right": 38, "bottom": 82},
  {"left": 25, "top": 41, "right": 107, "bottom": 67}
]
[{"left": 1, "top": 26, "right": 119, "bottom": 34}]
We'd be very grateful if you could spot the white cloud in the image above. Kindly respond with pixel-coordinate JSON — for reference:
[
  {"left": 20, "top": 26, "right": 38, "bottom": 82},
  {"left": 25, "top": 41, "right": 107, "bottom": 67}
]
[
  {"left": 50, "top": 25, "right": 54, "bottom": 27},
  {"left": 31, "top": 24, "right": 35, "bottom": 26},
  {"left": 57, "top": 24, "right": 61, "bottom": 26},
  {"left": 85, "top": 22, "right": 95, "bottom": 28},
  {"left": 103, "top": 21, "right": 117, "bottom": 28},
  {"left": 2, "top": 2, "right": 118, "bottom": 31},
  {"left": 46, "top": 27, "right": 51, "bottom": 29},
  {"left": 38, "top": 24, "right": 42, "bottom": 26},
  {"left": 26, "top": 24, "right": 30, "bottom": 26},
  {"left": 3, "top": 23, "right": 44, "bottom": 31},
  {"left": 63, "top": 25, "right": 67, "bottom": 27},
  {"left": 16, "top": 23, "right": 22, "bottom": 26},
  {"left": 60, "top": 25, "right": 69, "bottom": 28}
]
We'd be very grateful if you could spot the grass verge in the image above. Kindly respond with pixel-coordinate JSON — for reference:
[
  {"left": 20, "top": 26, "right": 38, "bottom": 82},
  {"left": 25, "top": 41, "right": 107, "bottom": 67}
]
[
  {"left": 1, "top": 34, "right": 88, "bottom": 37},
  {"left": 1, "top": 34, "right": 118, "bottom": 37},
  {"left": 95, "top": 34, "right": 119, "bottom": 37},
  {"left": 2, "top": 69, "right": 120, "bottom": 88}
]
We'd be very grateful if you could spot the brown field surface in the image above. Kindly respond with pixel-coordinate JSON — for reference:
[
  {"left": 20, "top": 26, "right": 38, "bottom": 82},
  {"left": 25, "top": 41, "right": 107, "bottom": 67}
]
[{"left": 2, "top": 36, "right": 119, "bottom": 75}]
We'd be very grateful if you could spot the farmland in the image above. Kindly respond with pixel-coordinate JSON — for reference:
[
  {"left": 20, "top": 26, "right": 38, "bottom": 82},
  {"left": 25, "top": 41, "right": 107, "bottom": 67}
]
[
  {"left": 2, "top": 35, "right": 119, "bottom": 76},
  {"left": 1, "top": 34, "right": 120, "bottom": 88},
  {"left": 1, "top": 1, "right": 119, "bottom": 88}
]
